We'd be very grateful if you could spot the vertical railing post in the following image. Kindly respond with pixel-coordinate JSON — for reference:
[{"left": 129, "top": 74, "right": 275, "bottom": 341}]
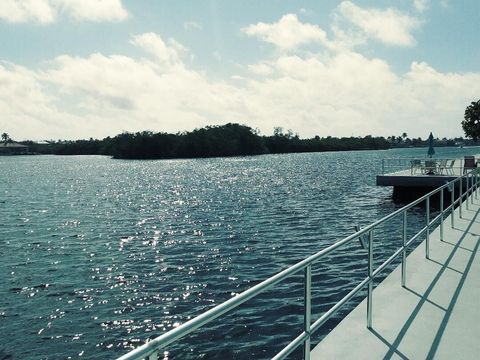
[
  {"left": 402, "top": 211, "right": 407, "bottom": 287},
  {"left": 367, "top": 231, "right": 373, "bottom": 329},
  {"left": 466, "top": 173, "right": 470, "bottom": 204},
  {"left": 468, "top": 173, "right": 471, "bottom": 204},
  {"left": 304, "top": 265, "right": 312, "bottom": 360},
  {"left": 470, "top": 174, "right": 472, "bottom": 206},
  {"left": 470, "top": 173, "right": 473, "bottom": 204},
  {"left": 471, "top": 173, "right": 474, "bottom": 204},
  {"left": 476, "top": 171, "right": 478, "bottom": 198},
  {"left": 451, "top": 180, "right": 455, "bottom": 228},
  {"left": 476, "top": 171, "right": 478, "bottom": 199},
  {"left": 440, "top": 188, "right": 444, "bottom": 241},
  {"left": 459, "top": 176, "right": 463, "bottom": 219},
  {"left": 470, "top": 173, "right": 473, "bottom": 202},
  {"left": 426, "top": 196, "right": 430, "bottom": 259},
  {"left": 466, "top": 175, "right": 470, "bottom": 210}
]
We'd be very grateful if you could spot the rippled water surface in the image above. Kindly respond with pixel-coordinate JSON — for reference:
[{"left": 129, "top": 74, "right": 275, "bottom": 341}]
[{"left": 1, "top": 147, "right": 478, "bottom": 359}]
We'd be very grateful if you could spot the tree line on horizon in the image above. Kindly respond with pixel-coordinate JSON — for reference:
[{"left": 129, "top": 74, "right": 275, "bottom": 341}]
[
  {"left": 16, "top": 122, "right": 478, "bottom": 160},
  {"left": 4, "top": 99, "right": 480, "bottom": 159}
]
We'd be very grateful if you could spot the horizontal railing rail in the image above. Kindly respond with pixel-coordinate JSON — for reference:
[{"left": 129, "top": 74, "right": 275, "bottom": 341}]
[
  {"left": 118, "top": 169, "right": 479, "bottom": 360},
  {"left": 380, "top": 157, "right": 478, "bottom": 175}
]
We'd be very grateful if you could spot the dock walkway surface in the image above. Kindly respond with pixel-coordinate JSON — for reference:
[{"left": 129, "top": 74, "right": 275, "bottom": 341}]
[{"left": 311, "top": 194, "right": 480, "bottom": 359}]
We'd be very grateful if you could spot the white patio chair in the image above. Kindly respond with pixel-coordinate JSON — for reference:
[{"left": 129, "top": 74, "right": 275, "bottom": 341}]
[
  {"left": 410, "top": 159, "right": 422, "bottom": 175},
  {"left": 422, "top": 160, "right": 437, "bottom": 175},
  {"left": 438, "top": 159, "right": 448, "bottom": 175},
  {"left": 446, "top": 159, "right": 455, "bottom": 175}
]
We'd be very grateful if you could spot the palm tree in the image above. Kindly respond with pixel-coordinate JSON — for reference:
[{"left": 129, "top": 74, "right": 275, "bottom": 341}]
[{"left": 1, "top": 133, "right": 10, "bottom": 145}]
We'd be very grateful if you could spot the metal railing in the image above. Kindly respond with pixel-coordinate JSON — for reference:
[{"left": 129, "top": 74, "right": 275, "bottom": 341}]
[
  {"left": 118, "top": 169, "right": 480, "bottom": 360},
  {"left": 380, "top": 158, "right": 476, "bottom": 175}
]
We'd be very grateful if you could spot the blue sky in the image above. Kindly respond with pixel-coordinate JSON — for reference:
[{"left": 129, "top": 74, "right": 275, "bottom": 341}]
[{"left": 0, "top": 0, "right": 479, "bottom": 140}]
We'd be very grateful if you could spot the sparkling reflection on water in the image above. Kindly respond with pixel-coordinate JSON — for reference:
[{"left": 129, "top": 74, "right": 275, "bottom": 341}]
[{"left": 1, "top": 147, "right": 478, "bottom": 359}]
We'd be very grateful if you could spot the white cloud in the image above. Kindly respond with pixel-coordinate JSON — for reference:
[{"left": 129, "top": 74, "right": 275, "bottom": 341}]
[
  {"left": 0, "top": 0, "right": 56, "bottom": 24},
  {"left": 242, "top": 14, "right": 329, "bottom": 51},
  {"left": 30, "top": 33, "right": 248, "bottom": 139},
  {"left": 403, "top": 62, "right": 480, "bottom": 117},
  {"left": 413, "top": 0, "right": 430, "bottom": 13},
  {"left": 243, "top": 52, "right": 399, "bottom": 136},
  {"left": 329, "top": 23, "right": 367, "bottom": 50},
  {"left": 241, "top": 52, "right": 480, "bottom": 138},
  {"left": 0, "top": 0, "right": 128, "bottom": 24},
  {"left": 336, "top": 1, "right": 420, "bottom": 47},
  {"left": 183, "top": 21, "right": 202, "bottom": 31},
  {"left": 53, "top": 0, "right": 128, "bottom": 22},
  {"left": 2, "top": 26, "right": 480, "bottom": 141},
  {"left": 0, "top": 62, "right": 87, "bottom": 139},
  {"left": 0, "top": 63, "right": 51, "bottom": 114},
  {"left": 248, "top": 63, "right": 273, "bottom": 76},
  {"left": 130, "top": 33, "right": 187, "bottom": 69}
]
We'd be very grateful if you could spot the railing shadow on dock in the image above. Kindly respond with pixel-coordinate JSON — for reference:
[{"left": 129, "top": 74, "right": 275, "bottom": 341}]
[
  {"left": 368, "top": 207, "right": 480, "bottom": 360},
  {"left": 425, "top": 238, "right": 480, "bottom": 359},
  {"left": 367, "top": 328, "right": 409, "bottom": 360}
]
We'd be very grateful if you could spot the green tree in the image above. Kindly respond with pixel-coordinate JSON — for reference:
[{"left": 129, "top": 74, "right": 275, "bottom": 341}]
[
  {"left": 1, "top": 132, "right": 10, "bottom": 145},
  {"left": 273, "top": 126, "right": 284, "bottom": 136},
  {"left": 461, "top": 100, "right": 480, "bottom": 140}
]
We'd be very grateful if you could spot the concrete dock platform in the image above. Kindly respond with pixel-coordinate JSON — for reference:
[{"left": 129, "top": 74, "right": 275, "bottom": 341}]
[
  {"left": 311, "top": 195, "right": 480, "bottom": 359},
  {"left": 376, "top": 158, "right": 476, "bottom": 188},
  {"left": 376, "top": 171, "right": 458, "bottom": 188}
]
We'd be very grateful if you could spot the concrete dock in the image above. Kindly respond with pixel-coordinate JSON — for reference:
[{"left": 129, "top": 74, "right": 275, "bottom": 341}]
[
  {"left": 376, "top": 169, "right": 460, "bottom": 187},
  {"left": 311, "top": 194, "right": 480, "bottom": 359},
  {"left": 376, "top": 158, "right": 474, "bottom": 188}
]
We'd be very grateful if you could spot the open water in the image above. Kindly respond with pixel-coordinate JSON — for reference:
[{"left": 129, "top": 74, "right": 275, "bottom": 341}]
[{"left": 1, "top": 147, "right": 478, "bottom": 359}]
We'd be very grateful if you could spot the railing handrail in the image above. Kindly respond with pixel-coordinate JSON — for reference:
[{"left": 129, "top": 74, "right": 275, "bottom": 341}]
[
  {"left": 118, "top": 169, "right": 479, "bottom": 360},
  {"left": 380, "top": 156, "right": 478, "bottom": 175}
]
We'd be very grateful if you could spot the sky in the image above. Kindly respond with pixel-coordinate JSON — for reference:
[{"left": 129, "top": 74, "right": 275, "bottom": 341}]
[{"left": 0, "top": 0, "right": 479, "bottom": 141}]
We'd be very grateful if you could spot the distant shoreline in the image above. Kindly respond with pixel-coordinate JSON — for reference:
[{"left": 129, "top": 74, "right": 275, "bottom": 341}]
[
  {"left": 6, "top": 145, "right": 478, "bottom": 162},
  {"left": 12, "top": 123, "right": 477, "bottom": 160}
]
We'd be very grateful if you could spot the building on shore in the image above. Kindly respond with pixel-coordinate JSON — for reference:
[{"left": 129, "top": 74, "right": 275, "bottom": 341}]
[{"left": 0, "top": 142, "right": 29, "bottom": 155}]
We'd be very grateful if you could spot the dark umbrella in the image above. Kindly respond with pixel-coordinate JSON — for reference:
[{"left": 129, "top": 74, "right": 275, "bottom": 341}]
[{"left": 427, "top": 132, "right": 435, "bottom": 158}]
